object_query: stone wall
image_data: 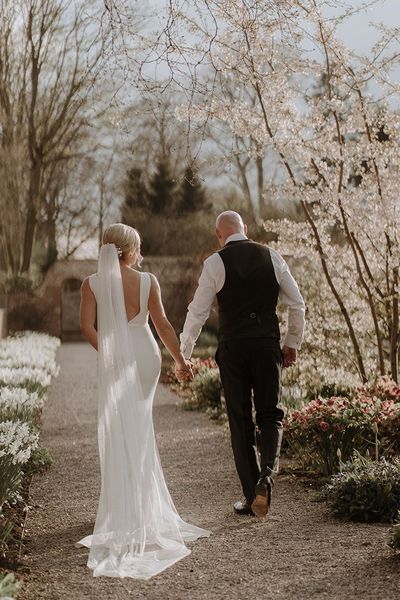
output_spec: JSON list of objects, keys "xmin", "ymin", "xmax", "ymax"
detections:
[{"xmin": 7, "ymin": 257, "xmax": 218, "ymax": 339}]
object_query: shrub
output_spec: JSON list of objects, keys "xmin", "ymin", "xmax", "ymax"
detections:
[
  {"xmin": 187, "ymin": 368, "xmax": 222, "ymax": 412},
  {"xmin": 389, "ymin": 521, "xmax": 400, "ymax": 552},
  {"xmin": 23, "ymin": 446, "xmax": 52, "ymax": 476},
  {"xmin": 0, "ymin": 514, "xmax": 14, "ymax": 558},
  {"xmin": 285, "ymin": 377, "xmax": 400, "ymax": 475},
  {"xmin": 165, "ymin": 357, "xmax": 218, "ymax": 390},
  {"xmin": 325, "ymin": 452, "xmax": 400, "ymax": 522},
  {"xmin": 0, "ymin": 572, "xmax": 22, "ymax": 599}
]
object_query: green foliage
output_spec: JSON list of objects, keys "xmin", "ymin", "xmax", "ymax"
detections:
[
  {"xmin": 0, "ymin": 381, "xmax": 48, "ymax": 399},
  {"xmin": 0, "ymin": 402, "xmax": 42, "ymax": 427},
  {"xmin": 0, "ymin": 462, "xmax": 22, "ymax": 510},
  {"xmin": 0, "ymin": 572, "xmax": 22, "ymax": 598},
  {"xmin": 123, "ymin": 166, "xmax": 148, "ymax": 213},
  {"xmin": 121, "ymin": 153, "xmax": 213, "ymax": 256},
  {"xmin": 0, "ymin": 514, "xmax": 14, "ymax": 556},
  {"xmin": 22, "ymin": 447, "xmax": 52, "ymax": 477},
  {"xmin": 326, "ymin": 453, "xmax": 400, "ymax": 523},
  {"xmin": 389, "ymin": 520, "xmax": 400, "ymax": 551},
  {"xmin": 177, "ymin": 165, "xmax": 208, "ymax": 215},
  {"xmin": 305, "ymin": 383, "xmax": 351, "ymax": 402},
  {"xmin": 147, "ymin": 157, "xmax": 176, "ymax": 214},
  {"xmin": 186, "ymin": 368, "xmax": 222, "ymax": 412},
  {"xmin": 196, "ymin": 329, "xmax": 217, "ymax": 348}
]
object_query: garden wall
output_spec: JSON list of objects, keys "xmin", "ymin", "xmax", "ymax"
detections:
[{"xmin": 7, "ymin": 257, "xmax": 218, "ymax": 339}]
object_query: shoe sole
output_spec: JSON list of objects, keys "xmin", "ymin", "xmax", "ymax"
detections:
[{"xmin": 251, "ymin": 494, "xmax": 269, "ymax": 518}]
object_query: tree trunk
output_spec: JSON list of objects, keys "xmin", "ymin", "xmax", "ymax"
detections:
[
  {"xmin": 20, "ymin": 205, "xmax": 37, "ymax": 273},
  {"xmin": 390, "ymin": 268, "xmax": 399, "ymax": 382}
]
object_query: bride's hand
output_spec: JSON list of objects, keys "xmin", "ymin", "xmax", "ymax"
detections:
[{"xmin": 175, "ymin": 358, "xmax": 194, "ymax": 383}]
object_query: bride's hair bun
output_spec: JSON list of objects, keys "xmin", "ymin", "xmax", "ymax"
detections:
[{"xmin": 102, "ymin": 223, "xmax": 143, "ymax": 266}]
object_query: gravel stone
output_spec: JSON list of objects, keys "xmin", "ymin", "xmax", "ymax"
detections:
[{"xmin": 20, "ymin": 343, "xmax": 400, "ymax": 600}]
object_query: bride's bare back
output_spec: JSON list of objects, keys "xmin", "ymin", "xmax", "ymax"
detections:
[{"xmin": 120, "ymin": 266, "xmax": 142, "ymax": 322}]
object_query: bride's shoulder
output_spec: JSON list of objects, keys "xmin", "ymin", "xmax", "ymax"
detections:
[
  {"xmin": 81, "ymin": 273, "xmax": 97, "ymax": 293},
  {"xmin": 146, "ymin": 272, "xmax": 158, "ymax": 284},
  {"xmin": 146, "ymin": 272, "xmax": 160, "ymax": 291}
]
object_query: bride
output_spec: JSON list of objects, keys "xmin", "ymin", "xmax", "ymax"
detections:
[{"xmin": 78, "ymin": 223, "xmax": 210, "ymax": 579}]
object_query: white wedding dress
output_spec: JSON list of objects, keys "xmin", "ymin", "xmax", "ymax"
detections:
[{"xmin": 77, "ymin": 244, "xmax": 209, "ymax": 579}]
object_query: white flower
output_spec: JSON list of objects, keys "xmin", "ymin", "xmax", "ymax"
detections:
[
  {"xmin": 0, "ymin": 421, "xmax": 38, "ymax": 465},
  {"xmin": 0, "ymin": 387, "xmax": 43, "ymax": 412},
  {"xmin": 0, "ymin": 367, "xmax": 52, "ymax": 388}
]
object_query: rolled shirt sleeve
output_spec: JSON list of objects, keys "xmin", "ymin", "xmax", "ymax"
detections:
[
  {"xmin": 270, "ymin": 248, "xmax": 306, "ymax": 350},
  {"xmin": 180, "ymin": 255, "xmax": 222, "ymax": 359}
]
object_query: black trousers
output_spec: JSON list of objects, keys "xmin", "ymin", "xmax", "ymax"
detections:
[{"xmin": 216, "ymin": 338, "xmax": 284, "ymax": 504}]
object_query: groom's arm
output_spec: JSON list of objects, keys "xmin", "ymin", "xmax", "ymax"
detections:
[
  {"xmin": 180, "ymin": 254, "xmax": 223, "ymax": 360},
  {"xmin": 269, "ymin": 248, "xmax": 306, "ymax": 351}
]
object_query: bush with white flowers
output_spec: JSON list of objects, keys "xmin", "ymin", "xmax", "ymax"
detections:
[{"xmin": 0, "ymin": 331, "xmax": 60, "ymax": 557}]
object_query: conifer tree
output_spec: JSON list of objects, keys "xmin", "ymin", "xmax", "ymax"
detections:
[
  {"xmin": 147, "ymin": 157, "xmax": 176, "ymax": 215},
  {"xmin": 121, "ymin": 167, "xmax": 148, "ymax": 225},
  {"xmin": 177, "ymin": 165, "xmax": 207, "ymax": 215}
]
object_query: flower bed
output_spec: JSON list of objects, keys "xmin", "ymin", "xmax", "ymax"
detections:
[
  {"xmin": 285, "ymin": 376, "xmax": 400, "ymax": 475},
  {"xmin": 0, "ymin": 332, "xmax": 60, "ymax": 595}
]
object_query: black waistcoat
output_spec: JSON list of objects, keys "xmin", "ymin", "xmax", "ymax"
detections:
[{"xmin": 216, "ymin": 239, "xmax": 280, "ymax": 342}]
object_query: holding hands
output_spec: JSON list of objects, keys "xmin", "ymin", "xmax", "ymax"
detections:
[
  {"xmin": 175, "ymin": 357, "xmax": 194, "ymax": 383},
  {"xmin": 282, "ymin": 345, "xmax": 297, "ymax": 368}
]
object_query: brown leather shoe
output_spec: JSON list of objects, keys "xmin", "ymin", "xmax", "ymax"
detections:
[
  {"xmin": 251, "ymin": 480, "xmax": 272, "ymax": 518},
  {"xmin": 233, "ymin": 500, "xmax": 255, "ymax": 516}
]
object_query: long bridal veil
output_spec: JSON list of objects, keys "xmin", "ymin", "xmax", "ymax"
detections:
[{"xmin": 77, "ymin": 244, "xmax": 209, "ymax": 579}]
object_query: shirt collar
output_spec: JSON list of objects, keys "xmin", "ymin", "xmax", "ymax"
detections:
[{"xmin": 224, "ymin": 233, "xmax": 248, "ymax": 245}]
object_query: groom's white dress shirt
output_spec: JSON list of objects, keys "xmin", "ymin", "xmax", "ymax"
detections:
[{"xmin": 180, "ymin": 233, "xmax": 306, "ymax": 360}]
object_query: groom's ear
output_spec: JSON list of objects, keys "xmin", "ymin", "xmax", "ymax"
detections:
[{"xmin": 244, "ymin": 224, "xmax": 248, "ymax": 235}]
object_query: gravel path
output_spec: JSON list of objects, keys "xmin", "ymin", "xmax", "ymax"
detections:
[{"xmin": 20, "ymin": 343, "xmax": 399, "ymax": 600}]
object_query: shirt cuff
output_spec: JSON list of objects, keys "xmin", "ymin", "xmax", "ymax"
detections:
[
  {"xmin": 283, "ymin": 333, "xmax": 302, "ymax": 350},
  {"xmin": 180, "ymin": 338, "xmax": 194, "ymax": 360}
]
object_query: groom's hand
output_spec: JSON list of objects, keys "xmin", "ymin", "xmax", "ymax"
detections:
[
  {"xmin": 282, "ymin": 345, "xmax": 297, "ymax": 368},
  {"xmin": 175, "ymin": 359, "xmax": 194, "ymax": 383}
]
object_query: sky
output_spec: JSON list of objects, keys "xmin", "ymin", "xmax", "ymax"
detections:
[{"xmin": 328, "ymin": 0, "xmax": 400, "ymax": 53}]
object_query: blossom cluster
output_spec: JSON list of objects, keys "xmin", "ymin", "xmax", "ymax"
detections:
[{"xmin": 285, "ymin": 377, "xmax": 400, "ymax": 475}]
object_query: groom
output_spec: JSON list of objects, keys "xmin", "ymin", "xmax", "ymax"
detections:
[{"xmin": 179, "ymin": 211, "xmax": 305, "ymax": 517}]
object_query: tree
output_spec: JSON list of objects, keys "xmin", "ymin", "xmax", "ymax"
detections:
[
  {"xmin": 162, "ymin": 0, "xmax": 400, "ymax": 383},
  {"xmin": 0, "ymin": 0, "xmax": 104, "ymax": 278},
  {"xmin": 146, "ymin": 156, "xmax": 177, "ymax": 215},
  {"xmin": 177, "ymin": 165, "xmax": 207, "ymax": 215},
  {"xmin": 123, "ymin": 167, "xmax": 148, "ymax": 211}
]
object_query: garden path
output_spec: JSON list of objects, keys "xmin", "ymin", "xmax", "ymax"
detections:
[{"xmin": 20, "ymin": 343, "xmax": 399, "ymax": 600}]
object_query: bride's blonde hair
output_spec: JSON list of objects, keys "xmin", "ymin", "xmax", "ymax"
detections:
[{"xmin": 102, "ymin": 223, "xmax": 143, "ymax": 267}]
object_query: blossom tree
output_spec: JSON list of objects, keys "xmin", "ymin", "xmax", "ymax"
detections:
[{"xmin": 159, "ymin": 0, "xmax": 399, "ymax": 385}]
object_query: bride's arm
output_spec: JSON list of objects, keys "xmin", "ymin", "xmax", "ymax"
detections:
[
  {"xmin": 80, "ymin": 278, "xmax": 98, "ymax": 351},
  {"xmin": 148, "ymin": 274, "xmax": 191, "ymax": 375}
]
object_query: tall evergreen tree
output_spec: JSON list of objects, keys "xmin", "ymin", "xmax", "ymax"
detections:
[
  {"xmin": 147, "ymin": 157, "xmax": 176, "ymax": 215},
  {"xmin": 121, "ymin": 166, "xmax": 148, "ymax": 228},
  {"xmin": 177, "ymin": 165, "xmax": 207, "ymax": 215}
]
